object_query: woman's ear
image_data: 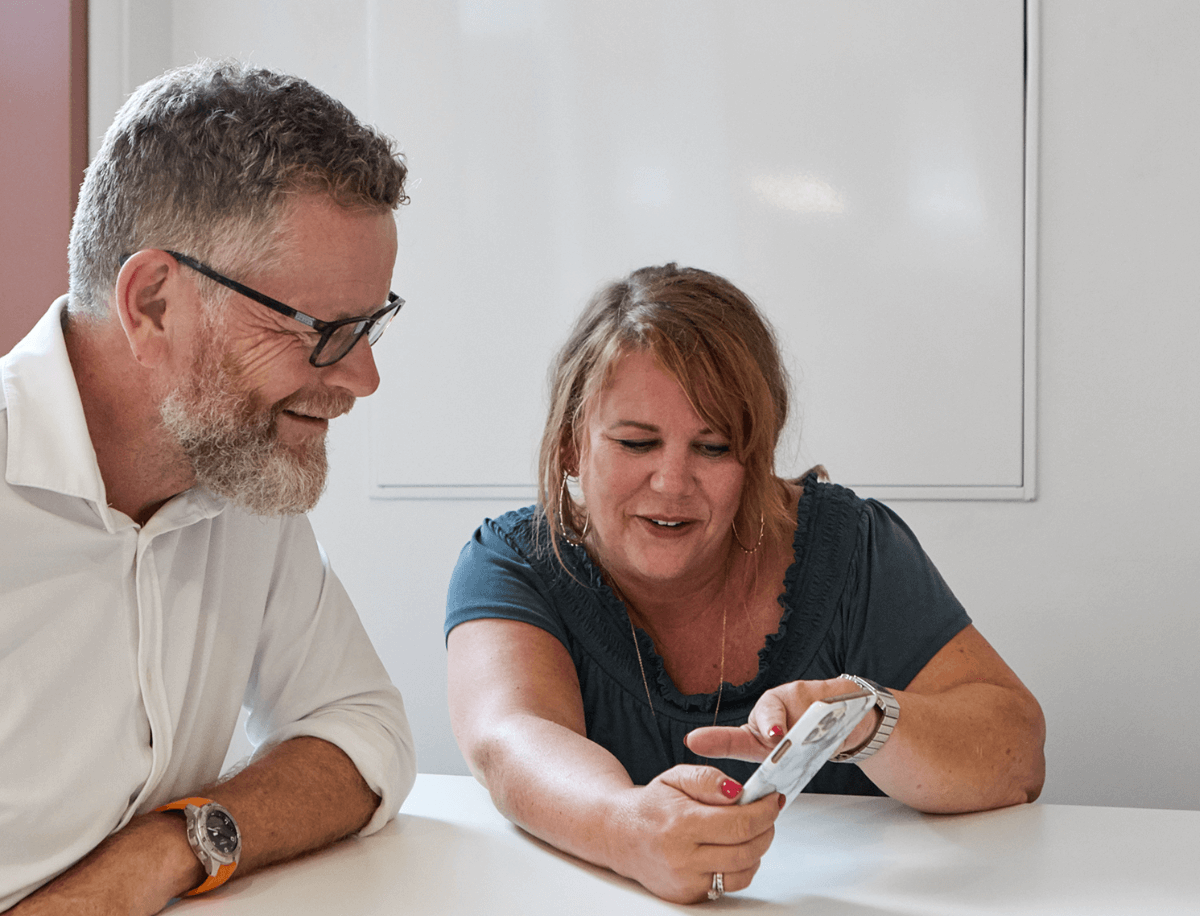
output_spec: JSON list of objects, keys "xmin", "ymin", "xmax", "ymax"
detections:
[
  {"xmin": 114, "ymin": 249, "xmax": 187, "ymax": 368},
  {"xmin": 560, "ymin": 434, "xmax": 579, "ymax": 477}
]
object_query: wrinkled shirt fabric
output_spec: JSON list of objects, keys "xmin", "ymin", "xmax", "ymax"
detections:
[{"xmin": 1, "ymin": 299, "xmax": 415, "ymax": 909}]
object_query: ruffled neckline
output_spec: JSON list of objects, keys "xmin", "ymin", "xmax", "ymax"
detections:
[
  {"xmin": 602, "ymin": 472, "xmax": 824, "ymax": 715},
  {"xmin": 505, "ymin": 470, "xmax": 859, "ymax": 721}
]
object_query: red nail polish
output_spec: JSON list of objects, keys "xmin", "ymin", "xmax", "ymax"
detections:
[
  {"xmin": 720, "ymin": 779, "xmax": 742, "ymax": 799},
  {"xmin": 768, "ymin": 725, "xmax": 784, "ymax": 739},
  {"xmin": 778, "ymin": 794, "xmax": 786, "ymax": 809}
]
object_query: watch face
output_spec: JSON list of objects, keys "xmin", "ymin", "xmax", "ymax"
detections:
[{"xmin": 204, "ymin": 809, "xmax": 239, "ymax": 855}]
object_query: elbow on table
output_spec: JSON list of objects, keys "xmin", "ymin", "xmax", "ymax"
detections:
[
  {"xmin": 1017, "ymin": 693, "xmax": 1048, "ymax": 805},
  {"xmin": 976, "ymin": 703, "xmax": 1048, "ymax": 812},
  {"xmin": 971, "ymin": 683, "xmax": 1047, "ymax": 812},
  {"xmin": 907, "ymin": 700, "xmax": 1047, "ymax": 815}
]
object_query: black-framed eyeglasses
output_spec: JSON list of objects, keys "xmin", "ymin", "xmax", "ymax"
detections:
[{"xmin": 156, "ymin": 251, "xmax": 403, "ymax": 367}]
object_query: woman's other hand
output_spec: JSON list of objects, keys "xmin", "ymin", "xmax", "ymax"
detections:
[
  {"xmin": 686, "ymin": 626, "xmax": 1046, "ymax": 814},
  {"xmin": 684, "ymin": 677, "xmax": 859, "ymax": 762}
]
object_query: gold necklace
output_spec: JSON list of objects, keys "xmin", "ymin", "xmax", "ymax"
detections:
[{"xmin": 613, "ymin": 576, "xmax": 728, "ymax": 727}]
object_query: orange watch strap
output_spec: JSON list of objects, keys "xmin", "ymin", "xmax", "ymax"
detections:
[
  {"xmin": 155, "ymin": 797, "xmax": 239, "ymax": 896},
  {"xmin": 184, "ymin": 860, "xmax": 237, "ymax": 896},
  {"xmin": 156, "ymin": 796, "xmax": 214, "ymax": 812}
]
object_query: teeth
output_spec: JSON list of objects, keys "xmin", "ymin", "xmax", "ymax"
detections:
[{"xmin": 650, "ymin": 519, "xmax": 684, "ymax": 527}]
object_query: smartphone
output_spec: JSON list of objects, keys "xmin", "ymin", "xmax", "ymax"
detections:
[{"xmin": 737, "ymin": 689, "xmax": 875, "ymax": 811}]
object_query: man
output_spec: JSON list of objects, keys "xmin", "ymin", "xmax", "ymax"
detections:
[{"xmin": 0, "ymin": 60, "xmax": 416, "ymax": 913}]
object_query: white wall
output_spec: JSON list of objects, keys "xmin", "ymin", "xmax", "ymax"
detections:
[
  {"xmin": 893, "ymin": 0, "xmax": 1200, "ymax": 809},
  {"xmin": 91, "ymin": 0, "xmax": 1200, "ymax": 809}
]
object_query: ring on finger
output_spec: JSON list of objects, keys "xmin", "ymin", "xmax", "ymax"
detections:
[{"xmin": 708, "ymin": 871, "xmax": 724, "ymax": 901}]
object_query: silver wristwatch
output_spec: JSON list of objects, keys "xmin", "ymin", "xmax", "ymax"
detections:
[
  {"xmin": 155, "ymin": 797, "xmax": 241, "ymax": 896},
  {"xmin": 830, "ymin": 675, "xmax": 899, "ymax": 763}
]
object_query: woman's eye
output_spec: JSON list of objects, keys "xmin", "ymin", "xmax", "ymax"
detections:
[
  {"xmin": 696, "ymin": 443, "xmax": 731, "ymax": 458},
  {"xmin": 616, "ymin": 439, "xmax": 657, "ymax": 453}
]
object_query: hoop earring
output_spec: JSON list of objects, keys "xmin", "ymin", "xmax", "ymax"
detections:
[
  {"xmin": 732, "ymin": 512, "xmax": 764, "ymax": 555},
  {"xmin": 558, "ymin": 470, "xmax": 591, "ymax": 546}
]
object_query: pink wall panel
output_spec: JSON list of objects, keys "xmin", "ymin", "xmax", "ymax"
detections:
[{"xmin": 0, "ymin": 0, "xmax": 87, "ymax": 354}]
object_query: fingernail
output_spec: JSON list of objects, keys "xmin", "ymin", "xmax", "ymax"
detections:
[
  {"xmin": 778, "ymin": 794, "xmax": 786, "ymax": 809},
  {"xmin": 768, "ymin": 725, "xmax": 785, "ymax": 739},
  {"xmin": 720, "ymin": 779, "xmax": 742, "ymax": 799}
]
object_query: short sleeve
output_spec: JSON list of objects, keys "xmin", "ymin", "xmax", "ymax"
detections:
[
  {"xmin": 837, "ymin": 499, "xmax": 972, "ymax": 690},
  {"xmin": 445, "ymin": 512, "xmax": 571, "ymax": 649}
]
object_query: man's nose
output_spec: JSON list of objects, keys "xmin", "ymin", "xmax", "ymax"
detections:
[{"xmin": 322, "ymin": 336, "xmax": 381, "ymax": 397}]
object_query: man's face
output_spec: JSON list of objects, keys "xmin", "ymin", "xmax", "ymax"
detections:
[{"xmin": 161, "ymin": 194, "xmax": 398, "ymax": 515}]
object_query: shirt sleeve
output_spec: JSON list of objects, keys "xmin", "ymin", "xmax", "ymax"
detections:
[
  {"xmin": 243, "ymin": 517, "xmax": 416, "ymax": 835},
  {"xmin": 836, "ymin": 499, "xmax": 972, "ymax": 690},
  {"xmin": 444, "ymin": 514, "xmax": 571, "ymax": 648}
]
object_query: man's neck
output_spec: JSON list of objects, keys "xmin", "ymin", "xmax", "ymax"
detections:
[{"xmin": 64, "ymin": 314, "xmax": 196, "ymax": 525}]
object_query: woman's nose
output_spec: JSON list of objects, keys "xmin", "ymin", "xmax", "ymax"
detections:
[{"xmin": 649, "ymin": 449, "xmax": 694, "ymax": 495}]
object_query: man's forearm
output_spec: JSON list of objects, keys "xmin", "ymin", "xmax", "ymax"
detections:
[
  {"xmin": 203, "ymin": 735, "xmax": 380, "ymax": 875},
  {"xmin": 9, "ymin": 736, "xmax": 378, "ymax": 915}
]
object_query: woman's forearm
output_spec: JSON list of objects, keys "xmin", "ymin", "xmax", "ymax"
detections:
[
  {"xmin": 859, "ymin": 680, "xmax": 1046, "ymax": 813},
  {"xmin": 465, "ymin": 713, "xmax": 641, "ymax": 874}
]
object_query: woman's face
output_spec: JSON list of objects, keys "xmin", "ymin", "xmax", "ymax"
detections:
[{"xmin": 576, "ymin": 349, "xmax": 745, "ymax": 592}]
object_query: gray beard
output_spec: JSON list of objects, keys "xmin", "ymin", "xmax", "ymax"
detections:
[{"xmin": 159, "ymin": 342, "xmax": 345, "ymax": 516}]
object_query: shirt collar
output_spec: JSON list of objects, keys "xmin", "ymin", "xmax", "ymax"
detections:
[{"xmin": 2, "ymin": 297, "xmax": 226, "ymax": 531}]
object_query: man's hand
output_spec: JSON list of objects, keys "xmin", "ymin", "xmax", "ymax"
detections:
[
  {"xmin": 8, "ymin": 737, "xmax": 378, "ymax": 915},
  {"xmin": 7, "ymin": 811, "xmax": 203, "ymax": 915}
]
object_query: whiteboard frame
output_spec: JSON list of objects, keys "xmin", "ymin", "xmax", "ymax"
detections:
[
  {"xmin": 371, "ymin": 0, "xmax": 1040, "ymax": 504},
  {"xmin": 856, "ymin": 0, "xmax": 1039, "ymax": 503}
]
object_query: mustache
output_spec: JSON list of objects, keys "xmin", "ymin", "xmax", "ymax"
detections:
[{"xmin": 274, "ymin": 388, "xmax": 357, "ymax": 421}]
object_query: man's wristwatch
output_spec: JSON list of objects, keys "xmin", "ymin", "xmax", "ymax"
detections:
[
  {"xmin": 155, "ymin": 797, "xmax": 241, "ymax": 896},
  {"xmin": 830, "ymin": 675, "xmax": 900, "ymax": 764}
]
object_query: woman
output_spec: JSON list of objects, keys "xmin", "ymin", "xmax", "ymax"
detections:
[{"xmin": 446, "ymin": 264, "xmax": 1045, "ymax": 904}]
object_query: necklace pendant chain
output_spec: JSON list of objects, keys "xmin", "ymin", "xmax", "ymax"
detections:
[
  {"xmin": 712, "ymin": 602, "xmax": 727, "ymax": 726},
  {"xmin": 616, "ymin": 581, "xmax": 728, "ymax": 729},
  {"xmin": 626, "ymin": 613, "xmax": 658, "ymax": 721}
]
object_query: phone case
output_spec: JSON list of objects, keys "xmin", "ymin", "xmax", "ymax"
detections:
[{"xmin": 737, "ymin": 690, "xmax": 875, "ymax": 811}]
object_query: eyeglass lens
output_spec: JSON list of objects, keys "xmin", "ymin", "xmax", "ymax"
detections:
[{"xmin": 313, "ymin": 303, "xmax": 401, "ymax": 367}]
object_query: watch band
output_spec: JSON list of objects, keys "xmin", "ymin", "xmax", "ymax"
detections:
[
  {"xmin": 155, "ymin": 797, "xmax": 240, "ymax": 896},
  {"xmin": 830, "ymin": 675, "xmax": 900, "ymax": 763},
  {"xmin": 185, "ymin": 861, "xmax": 237, "ymax": 897}
]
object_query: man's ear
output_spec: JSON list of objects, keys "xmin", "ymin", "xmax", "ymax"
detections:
[{"xmin": 114, "ymin": 249, "xmax": 188, "ymax": 368}]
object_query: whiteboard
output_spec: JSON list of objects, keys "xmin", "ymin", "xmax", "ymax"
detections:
[
  {"xmin": 91, "ymin": 0, "xmax": 1037, "ymax": 501},
  {"xmin": 369, "ymin": 0, "xmax": 1035, "ymax": 501}
]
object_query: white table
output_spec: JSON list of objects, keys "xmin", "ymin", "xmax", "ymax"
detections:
[{"xmin": 180, "ymin": 774, "xmax": 1200, "ymax": 914}]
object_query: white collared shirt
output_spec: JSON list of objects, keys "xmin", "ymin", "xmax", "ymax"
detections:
[{"xmin": 0, "ymin": 299, "xmax": 416, "ymax": 909}]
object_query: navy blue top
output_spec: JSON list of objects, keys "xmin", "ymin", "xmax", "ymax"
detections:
[{"xmin": 445, "ymin": 477, "xmax": 970, "ymax": 795}]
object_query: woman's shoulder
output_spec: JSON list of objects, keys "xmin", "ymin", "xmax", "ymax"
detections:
[
  {"xmin": 478, "ymin": 503, "xmax": 539, "ymax": 539},
  {"xmin": 449, "ymin": 505, "xmax": 548, "ymax": 590},
  {"xmin": 466, "ymin": 503, "xmax": 545, "ymax": 559},
  {"xmin": 791, "ymin": 471, "xmax": 870, "ymax": 539},
  {"xmin": 794, "ymin": 474, "xmax": 931, "ymax": 558},
  {"xmin": 467, "ymin": 504, "xmax": 600, "ymax": 588}
]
